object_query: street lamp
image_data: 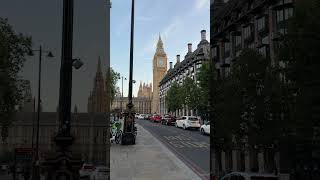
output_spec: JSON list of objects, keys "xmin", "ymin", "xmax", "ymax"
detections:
[
  {"xmin": 28, "ymin": 45, "xmax": 54, "ymax": 180},
  {"xmin": 121, "ymin": 0, "xmax": 136, "ymax": 145},
  {"xmin": 118, "ymin": 75, "xmax": 127, "ymax": 112}
]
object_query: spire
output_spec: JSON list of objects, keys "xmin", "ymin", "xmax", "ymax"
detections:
[
  {"xmin": 74, "ymin": 105, "xmax": 78, "ymax": 113},
  {"xmin": 97, "ymin": 56, "xmax": 102, "ymax": 73},
  {"xmin": 156, "ymin": 33, "xmax": 164, "ymax": 54}
]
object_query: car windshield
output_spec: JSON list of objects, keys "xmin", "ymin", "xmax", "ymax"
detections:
[
  {"xmin": 188, "ymin": 117, "xmax": 198, "ymax": 121},
  {"xmin": 251, "ymin": 177, "xmax": 278, "ymax": 180}
]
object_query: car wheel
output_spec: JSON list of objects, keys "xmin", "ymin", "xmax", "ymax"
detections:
[
  {"xmin": 200, "ymin": 128, "xmax": 205, "ymax": 135},
  {"xmin": 183, "ymin": 124, "xmax": 186, "ymax": 130}
]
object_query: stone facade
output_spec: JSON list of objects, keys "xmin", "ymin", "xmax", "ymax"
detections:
[
  {"xmin": 152, "ymin": 36, "xmax": 167, "ymax": 114},
  {"xmin": 0, "ymin": 112, "xmax": 108, "ymax": 164},
  {"xmin": 159, "ymin": 30, "xmax": 210, "ymax": 116},
  {"xmin": 87, "ymin": 57, "xmax": 108, "ymax": 113},
  {"xmin": 111, "ymin": 96, "xmax": 151, "ymax": 114},
  {"xmin": 211, "ymin": 0, "xmax": 294, "ymax": 178},
  {"xmin": 137, "ymin": 81, "xmax": 152, "ymax": 98}
]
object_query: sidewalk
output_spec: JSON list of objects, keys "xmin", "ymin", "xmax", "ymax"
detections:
[{"xmin": 110, "ymin": 124, "xmax": 202, "ymax": 180}]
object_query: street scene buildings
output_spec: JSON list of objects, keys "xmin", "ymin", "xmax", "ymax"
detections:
[
  {"xmin": 159, "ymin": 30, "xmax": 210, "ymax": 116},
  {"xmin": 210, "ymin": 0, "xmax": 320, "ymax": 179}
]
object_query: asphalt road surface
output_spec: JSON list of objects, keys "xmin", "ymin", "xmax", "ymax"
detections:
[{"xmin": 136, "ymin": 118, "xmax": 210, "ymax": 180}]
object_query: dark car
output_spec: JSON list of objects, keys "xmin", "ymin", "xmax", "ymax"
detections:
[
  {"xmin": 161, "ymin": 115, "xmax": 176, "ymax": 125},
  {"xmin": 151, "ymin": 114, "xmax": 162, "ymax": 123}
]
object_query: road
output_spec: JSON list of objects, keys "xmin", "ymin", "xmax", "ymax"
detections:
[{"xmin": 136, "ymin": 118, "xmax": 210, "ymax": 180}]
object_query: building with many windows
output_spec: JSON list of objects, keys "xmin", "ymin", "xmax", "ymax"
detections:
[
  {"xmin": 210, "ymin": 0, "xmax": 294, "ymax": 178},
  {"xmin": 159, "ymin": 30, "xmax": 210, "ymax": 116}
]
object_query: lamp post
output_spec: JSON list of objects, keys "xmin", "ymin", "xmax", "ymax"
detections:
[
  {"xmin": 28, "ymin": 46, "xmax": 54, "ymax": 180},
  {"xmin": 41, "ymin": 0, "xmax": 83, "ymax": 179},
  {"xmin": 119, "ymin": 75, "xmax": 127, "ymax": 112},
  {"xmin": 121, "ymin": 0, "xmax": 136, "ymax": 145}
]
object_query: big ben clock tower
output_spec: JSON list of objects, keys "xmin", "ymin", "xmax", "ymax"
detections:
[{"xmin": 152, "ymin": 35, "xmax": 167, "ymax": 114}]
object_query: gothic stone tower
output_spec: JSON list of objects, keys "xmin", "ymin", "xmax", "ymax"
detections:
[
  {"xmin": 152, "ymin": 35, "xmax": 167, "ymax": 114},
  {"xmin": 87, "ymin": 57, "xmax": 107, "ymax": 112}
]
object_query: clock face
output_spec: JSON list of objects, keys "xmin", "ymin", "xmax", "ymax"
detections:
[{"xmin": 157, "ymin": 58, "xmax": 164, "ymax": 67}]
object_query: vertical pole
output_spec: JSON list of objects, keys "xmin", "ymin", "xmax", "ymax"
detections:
[
  {"xmin": 31, "ymin": 97, "xmax": 35, "ymax": 159},
  {"xmin": 58, "ymin": 0, "xmax": 74, "ymax": 136},
  {"xmin": 34, "ymin": 45, "xmax": 42, "ymax": 180},
  {"xmin": 128, "ymin": 0, "xmax": 135, "ymax": 104},
  {"xmin": 121, "ymin": 76, "xmax": 123, "ymax": 112}
]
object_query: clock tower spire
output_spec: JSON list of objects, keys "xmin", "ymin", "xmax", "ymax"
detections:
[{"xmin": 152, "ymin": 34, "xmax": 167, "ymax": 114}]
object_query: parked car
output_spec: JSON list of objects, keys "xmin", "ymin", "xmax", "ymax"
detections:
[
  {"xmin": 137, "ymin": 114, "xmax": 145, "ymax": 119},
  {"xmin": 151, "ymin": 114, "xmax": 162, "ymax": 123},
  {"xmin": 146, "ymin": 114, "xmax": 152, "ymax": 120},
  {"xmin": 200, "ymin": 121, "xmax": 210, "ymax": 135},
  {"xmin": 175, "ymin": 116, "xmax": 201, "ymax": 130},
  {"xmin": 79, "ymin": 163, "xmax": 95, "ymax": 178},
  {"xmin": 220, "ymin": 172, "xmax": 279, "ymax": 180},
  {"xmin": 134, "ymin": 113, "xmax": 140, "ymax": 118},
  {"xmin": 161, "ymin": 115, "xmax": 176, "ymax": 125},
  {"xmin": 90, "ymin": 166, "xmax": 108, "ymax": 180}
]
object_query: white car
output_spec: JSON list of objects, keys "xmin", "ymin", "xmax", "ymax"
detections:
[
  {"xmin": 90, "ymin": 166, "xmax": 109, "ymax": 180},
  {"xmin": 175, "ymin": 116, "xmax": 201, "ymax": 130},
  {"xmin": 220, "ymin": 172, "xmax": 279, "ymax": 180},
  {"xmin": 79, "ymin": 163, "xmax": 95, "ymax": 178},
  {"xmin": 200, "ymin": 121, "xmax": 210, "ymax": 135},
  {"xmin": 137, "ymin": 114, "xmax": 145, "ymax": 119}
]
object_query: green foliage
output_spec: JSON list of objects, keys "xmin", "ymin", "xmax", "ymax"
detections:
[
  {"xmin": 0, "ymin": 17, "xmax": 32, "ymax": 143},
  {"xmin": 278, "ymin": 0, "xmax": 320, "ymax": 155},
  {"xmin": 165, "ymin": 82, "xmax": 183, "ymax": 113},
  {"xmin": 108, "ymin": 67, "xmax": 120, "ymax": 105},
  {"xmin": 212, "ymin": 49, "xmax": 289, "ymax": 149}
]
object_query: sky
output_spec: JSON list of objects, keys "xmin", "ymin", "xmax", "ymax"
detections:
[
  {"xmin": 0, "ymin": 0, "xmax": 209, "ymax": 112},
  {"xmin": 111, "ymin": 0, "xmax": 210, "ymax": 98},
  {"xmin": 0, "ymin": 0, "xmax": 108, "ymax": 112}
]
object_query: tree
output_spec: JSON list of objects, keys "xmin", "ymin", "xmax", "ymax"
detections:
[
  {"xmin": 278, "ymin": 0, "xmax": 320, "ymax": 169},
  {"xmin": 107, "ymin": 67, "xmax": 120, "ymax": 106},
  {"xmin": 180, "ymin": 77, "xmax": 201, "ymax": 115},
  {"xmin": 0, "ymin": 17, "xmax": 32, "ymax": 143},
  {"xmin": 196, "ymin": 63, "xmax": 212, "ymax": 118},
  {"xmin": 165, "ymin": 82, "xmax": 183, "ymax": 114}
]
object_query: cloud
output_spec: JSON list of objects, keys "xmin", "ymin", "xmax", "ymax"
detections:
[
  {"xmin": 195, "ymin": 0, "xmax": 210, "ymax": 12},
  {"xmin": 138, "ymin": 16, "xmax": 181, "ymax": 57}
]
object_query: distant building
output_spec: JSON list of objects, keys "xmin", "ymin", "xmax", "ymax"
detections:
[
  {"xmin": 0, "ymin": 112, "xmax": 108, "ymax": 163},
  {"xmin": 159, "ymin": 30, "xmax": 210, "ymax": 116},
  {"xmin": 87, "ymin": 57, "xmax": 108, "ymax": 113},
  {"xmin": 152, "ymin": 35, "xmax": 168, "ymax": 114},
  {"xmin": 137, "ymin": 81, "xmax": 152, "ymax": 99}
]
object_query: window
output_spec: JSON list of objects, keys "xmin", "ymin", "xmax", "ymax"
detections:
[
  {"xmin": 225, "ymin": 42, "xmax": 231, "ymax": 57},
  {"xmin": 257, "ymin": 16, "xmax": 266, "ymax": 32},
  {"xmin": 243, "ymin": 25, "xmax": 252, "ymax": 40},
  {"xmin": 276, "ymin": 8, "xmax": 293, "ymax": 23}
]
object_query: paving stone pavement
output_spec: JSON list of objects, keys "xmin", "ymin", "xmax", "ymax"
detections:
[{"xmin": 110, "ymin": 124, "xmax": 202, "ymax": 180}]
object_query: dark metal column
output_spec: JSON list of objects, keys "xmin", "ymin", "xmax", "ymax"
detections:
[
  {"xmin": 122, "ymin": 0, "xmax": 136, "ymax": 145},
  {"xmin": 58, "ymin": 0, "xmax": 74, "ymax": 136},
  {"xmin": 41, "ymin": 1, "xmax": 82, "ymax": 179}
]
